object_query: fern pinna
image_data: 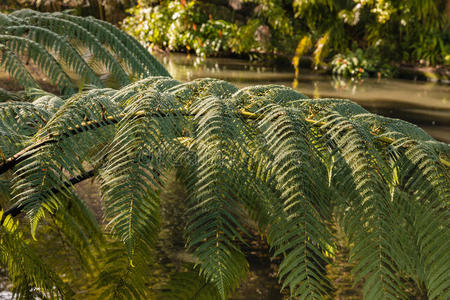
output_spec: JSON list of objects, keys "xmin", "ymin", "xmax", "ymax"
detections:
[{"xmin": 0, "ymin": 10, "xmax": 449, "ymax": 300}]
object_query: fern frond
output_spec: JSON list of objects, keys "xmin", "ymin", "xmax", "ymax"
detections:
[
  {"xmin": 88, "ymin": 17, "xmax": 171, "ymax": 77},
  {"xmin": 231, "ymin": 84, "xmax": 308, "ymax": 112},
  {"xmin": 32, "ymin": 92, "xmax": 64, "ymax": 113},
  {"xmin": 395, "ymin": 140, "xmax": 449, "ymax": 299},
  {"xmin": 25, "ymin": 15, "xmax": 131, "ymax": 86},
  {"xmin": 3, "ymin": 25, "xmax": 104, "ymax": 88},
  {"xmin": 0, "ymin": 35, "xmax": 76, "ymax": 95},
  {"xmin": 10, "ymin": 90, "xmax": 119, "ymax": 234},
  {"xmin": 91, "ymin": 239, "xmax": 151, "ymax": 300},
  {"xmin": 0, "ymin": 87, "xmax": 23, "ymax": 102},
  {"xmin": 0, "ymin": 102, "xmax": 49, "ymax": 156},
  {"xmin": 186, "ymin": 95, "xmax": 249, "ymax": 299},
  {"xmin": 257, "ymin": 103, "xmax": 332, "ymax": 298},
  {"xmin": 53, "ymin": 13, "xmax": 149, "ymax": 78},
  {"xmin": 110, "ymin": 76, "xmax": 180, "ymax": 104},
  {"xmin": 0, "ymin": 13, "xmax": 22, "ymax": 27},
  {"xmin": 316, "ymin": 101, "xmax": 406, "ymax": 299},
  {"xmin": 0, "ymin": 43, "xmax": 40, "ymax": 91},
  {"xmin": 0, "ymin": 10, "xmax": 170, "ymax": 96},
  {"xmin": 168, "ymin": 78, "xmax": 238, "ymax": 106},
  {"xmin": 100, "ymin": 89, "xmax": 182, "ymax": 260}
]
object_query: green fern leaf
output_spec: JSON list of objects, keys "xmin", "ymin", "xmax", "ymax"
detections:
[{"xmin": 0, "ymin": 43, "xmax": 40, "ymax": 91}]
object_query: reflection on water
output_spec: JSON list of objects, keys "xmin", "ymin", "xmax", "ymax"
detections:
[{"xmin": 157, "ymin": 53, "xmax": 450, "ymax": 143}]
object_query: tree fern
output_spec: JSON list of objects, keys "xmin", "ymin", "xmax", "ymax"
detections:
[
  {"xmin": 0, "ymin": 39, "xmax": 449, "ymax": 300},
  {"xmin": 0, "ymin": 9, "xmax": 168, "ymax": 94}
]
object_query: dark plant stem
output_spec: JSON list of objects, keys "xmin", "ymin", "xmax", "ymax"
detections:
[
  {"xmin": 1, "ymin": 110, "xmax": 447, "ymax": 184},
  {"xmin": 1, "ymin": 169, "xmax": 95, "ymax": 224},
  {"xmin": 0, "ymin": 115, "xmax": 123, "ymax": 176}
]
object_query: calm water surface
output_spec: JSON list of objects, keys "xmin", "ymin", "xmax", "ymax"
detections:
[{"xmin": 157, "ymin": 53, "xmax": 450, "ymax": 143}]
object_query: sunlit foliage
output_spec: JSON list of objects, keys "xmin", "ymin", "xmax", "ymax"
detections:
[
  {"xmin": 0, "ymin": 8, "xmax": 449, "ymax": 300},
  {"xmin": 123, "ymin": 0, "xmax": 449, "ymax": 68},
  {"xmin": 1, "ymin": 75, "xmax": 449, "ymax": 298}
]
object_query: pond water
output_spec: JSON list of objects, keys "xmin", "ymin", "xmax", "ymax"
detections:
[{"xmin": 157, "ymin": 53, "xmax": 450, "ymax": 143}]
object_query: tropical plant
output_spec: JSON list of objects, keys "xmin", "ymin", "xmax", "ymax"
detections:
[
  {"xmin": 1, "ymin": 8, "xmax": 450, "ymax": 300},
  {"xmin": 0, "ymin": 9, "xmax": 169, "ymax": 95},
  {"xmin": 122, "ymin": 0, "xmax": 297, "ymax": 59},
  {"xmin": 331, "ymin": 48, "xmax": 394, "ymax": 79},
  {"xmin": 122, "ymin": 0, "xmax": 241, "ymax": 58},
  {"xmin": 1, "ymin": 73, "xmax": 449, "ymax": 298},
  {"xmin": 123, "ymin": 0, "xmax": 449, "ymax": 74}
]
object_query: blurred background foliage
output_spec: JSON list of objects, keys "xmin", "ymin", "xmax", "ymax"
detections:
[
  {"xmin": 0, "ymin": 0, "xmax": 137, "ymax": 23},
  {"xmin": 2, "ymin": 0, "xmax": 449, "ymax": 78},
  {"xmin": 121, "ymin": 0, "xmax": 450, "ymax": 76}
]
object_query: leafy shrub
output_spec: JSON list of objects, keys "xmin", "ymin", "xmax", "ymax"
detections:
[
  {"xmin": 123, "ymin": 0, "xmax": 239, "ymax": 58},
  {"xmin": 0, "ymin": 0, "xmax": 137, "ymax": 23},
  {"xmin": 124, "ymin": 0, "xmax": 449, "ymax": 70},
  {"xmin": 331, "ymin": 48, "xmax": 394, "ymax": 79},
  {"xmin": 122, "ymin": 0, "xmax": 294, "ymax": 59}
]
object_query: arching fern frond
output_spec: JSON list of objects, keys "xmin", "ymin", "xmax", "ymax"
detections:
[
  {"xmin": 0, "ymin": 43, "xmax": 39, "ymax": 91},
  {"xmin": 317, "ymin": 102, "xmax": 406, "ymax": 299},
  {"xmin": 0, "ymin": 102, "xmax": 50, "ymax": 156},
  {"xmin": 0, "ymin": 35, "xmax": 76, "ymax": 95},
  {"xmin": 3, "ymin": 25, "xmax": 104, "ymax": 89},
  {"xmin": 257, "ymin": 103, "xmax": 332, "ymax": 298},
  {"xmin": 89, "ymin": 17, "xmax": 171, "ymax": 77},
  {"xmin": 1, "ymin": 76, "xmax": 448, "ymax": 300},
  {"xmin": 10, "ymin": 90, "xmax": 119, "ymax": 235},
  {"xmin": 394, "ymin": 139, "xmax": 449, "ymax": 299},
  {"xmin": 0, "ymin": 10, "xmax": 168, "ymax": 96},
  {"xmin": 185, "ymin": 95, "xmax": 249, "ymax": 298},
  {"xmin": 100, "ymin": 88, "xmax": 182, "ymax": 260},
  {"xmin": 26, "ymin": 15, "xmax": 130, "ymax": 87},
  {"xmin": 54, "ymin": 13, "xmax": 149, "ymax": 78}
]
